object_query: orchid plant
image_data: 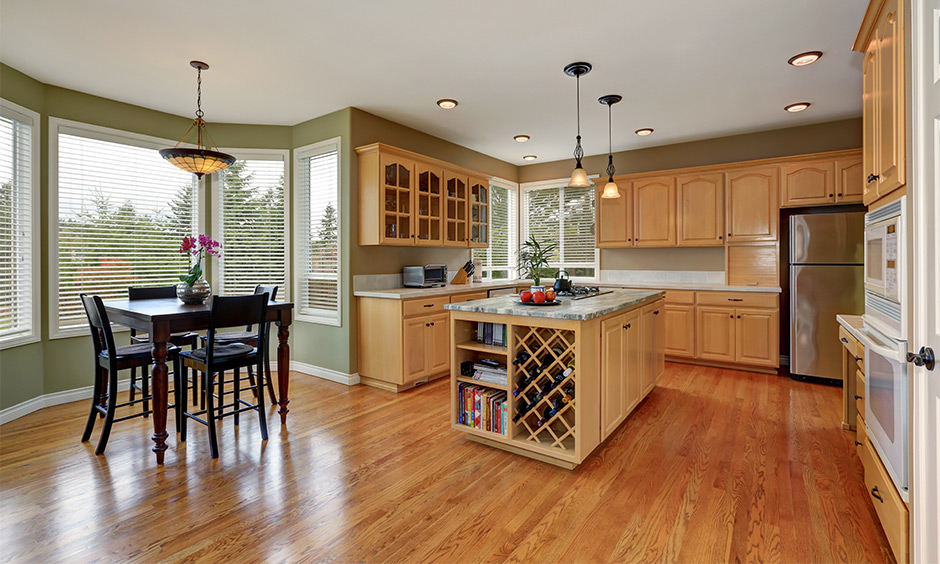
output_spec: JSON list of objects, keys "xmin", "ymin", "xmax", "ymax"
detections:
[{"xmin": 178, "ymin": 234, "xmax": 221, "ymax": 286}]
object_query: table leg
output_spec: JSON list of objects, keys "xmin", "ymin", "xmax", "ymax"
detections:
[
  {"xmin": 277, "ymin": 324, "xmax": 290, "ymax": 425},
  {"xmin": 150, "ymin": 340, "xmax": 169, "ymax": 464}
]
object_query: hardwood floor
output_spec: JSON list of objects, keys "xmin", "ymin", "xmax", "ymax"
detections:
[{"xmin": 0, "ymin": 363, "xmax": 894, "ymax": 563}]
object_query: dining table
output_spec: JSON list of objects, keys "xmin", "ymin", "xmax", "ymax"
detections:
[{"xmin": 103, "ymin": 297, "xmax": 294, "ymax": 464}]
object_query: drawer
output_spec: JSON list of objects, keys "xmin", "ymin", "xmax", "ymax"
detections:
[
  {"xmin": 665, "ymin": 290, "xmax": 695, "ymax": 305},
  {"xmin": 861, "ymin": 441, "xmax": 909, "ymax": 563},
  {"xmin": 855, "ymin": 413, "xmax": 867, "ymax": 454},
  {"xmin": 695, "ymin": 291, "xmax": 778, "ymax": 308},
  {"xmin": 450, "ymin": 291, "xmax": 489, "ymax": 304},
  {"xmin": 839, "ymin": 326, "xmax": 858, "ymax": 353},
  {"xmin": 856, "ymin": 369, "xmax": 866, "ymax": 419},
  {"xmin": 402, "ymin": 296, "xmax": 450, "ymax": 318},
  {"xmin": 855, "ymin": 340, "xmax": 865, "ymax": 370}
]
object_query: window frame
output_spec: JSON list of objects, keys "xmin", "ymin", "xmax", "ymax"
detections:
[
  {"xmin": 0, "ymin": 98, "xmax": 41, "ymax": 349},
  {"xmin": 47, "ymin": 117, "xmax": 206, "ymax": 339},
  {"xmin": 210, "ymin": 148, "xmax": 291, "ymax": 300},
  {"xmin": 520, "ymin": 176, "xmax": 600, "ymax": 283},
  {"xmin": 293, "ymin": 137, "xmax": 342, "ymax": 326},
  {"xmin": 473, "ymin": 176, "xmax": 520, "ymax": 281}
]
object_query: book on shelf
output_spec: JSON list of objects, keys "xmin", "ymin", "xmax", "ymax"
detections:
[
  {"xmin": 457, "ymin": 383, "xmax": 508, "ymax": 435},
  {"xmin": 474, "ymin": 322, "xmax": 507, "ymax": 347}
]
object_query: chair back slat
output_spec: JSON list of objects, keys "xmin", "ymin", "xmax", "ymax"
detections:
[
  {"xmin": 128, "ymin": 285, "xmax": 176, "ymax": 300},
  {"xmin": 245, "ymin": 285, "xmax": 278, "ymax": 331},
  {"xmin": 80, "ymin": 294, "xmax": 117, "ymax": 359},
  {"xmin": 206, "ymin": 293, "xmax": 268, "ymax": 367}
]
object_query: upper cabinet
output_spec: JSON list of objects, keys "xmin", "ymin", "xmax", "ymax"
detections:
[
  {"xmin": 677, "ymin": 172, "xmax": 724, "ymax": 246},
  {"xmin": 780, "ymin": 153, "xmax": 864, "ymax": 207},
  {"xmin": 634, "ymin": 176, "xmax": 676, "ymax": 247},
  {"xmin": 726, "ymin": 166, "xmax": 778, "ymax": 242},
  {"xmin": 596, "ymin": 182, "xmax": 633, "ymax": 247},
  {"xmin": 855, "ymin": 0, "xmax": 906, "ymax": 205},
  {"xmin": 357, "ymin": 143, "xmax": 490, "ymax": 248}
]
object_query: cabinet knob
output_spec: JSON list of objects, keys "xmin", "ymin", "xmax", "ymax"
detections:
[
  {"xmin": 425, "ymin": 323, "xmax": 430, "ymax": 327},
  {"xmin": 855, "ymin": 394, "xmax": 863, "ymax": 400},
  {"xmin": 828, "ymin": 194, "xmax": 833, "ymax": 198},
  {"xmin": 737, "ymin": 315, "xmax": 741, "ymax": 319},
  {"xmin": 871, "ymin": 486, "xmax": 884, "ymax": 503},
  {"xmin": 838, "ymin": 193, "xmax": 843, "ymax": 197},
  {"xmin": 867, "ymin": 174, "xmax": 880, "ymax": 184},
  {"xmin": 653, "ymin": 310, "xmax": 660, "ymax": 315},
  {"xmin": 430, "ymin": 322, "xmax": 435, "ymax": 326},
  {"xmin": 727, "ymin": 233, "xmax": 731, "ymax": 237},
  {"xmin": 855, "ymin": 356, "xmax": 863, "ymax": 362},
  {"xmin": 623, "ymin": 323, "xmax": 631, "ymax": 330},
  {"xmin": 729, "ymin": 315, "xmax": 734, "ymax": 319},
  {"xmin": 855, "ymin": 440, "xmax": 863, "ymax": 447},
  {"xmin": 718, "ymin": 235, "xmax": 722, "ymax": 240},
  {"xmin": 841, "ymin": 337, "xmax": 848, "ymax": 343},
  {"xmin": 628, "ymin": 238, "xmax": 632, "ymax": 242}
]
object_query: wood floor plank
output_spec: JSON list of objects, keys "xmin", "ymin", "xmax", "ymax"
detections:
[{"xmin": 0, "ymin": 364, "xmax": 897, "ymax": 563}]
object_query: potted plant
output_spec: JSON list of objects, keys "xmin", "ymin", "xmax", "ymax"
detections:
[{"xmin": 517, "ymin": 235, "xmax": 557, "ymax": 294}]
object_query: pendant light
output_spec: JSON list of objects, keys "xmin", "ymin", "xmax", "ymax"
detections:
[
  {"xmin": 598, "ymin": 94, "xmax": 622, "ymax": 199},
  {"xmin": 160, "ymin": 61, "xmax": 235, "ymax": 178},
  {"xmin": 564, "ymin": 62, "xmax": 593, "ymax": 189}
]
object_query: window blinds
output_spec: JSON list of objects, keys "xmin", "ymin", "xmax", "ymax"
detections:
[
  {"xmin": 296, "ymin": 143, "xmax": 340, "ymax": 325},
  {"xmin": 55, "ymin": 131, "xmax": 198, "ymax": 334},
  {"xmin": 523, "ymin": 183, "xmax": 597, "ymax": 278},
  {"xmin": 0, "ymin": 112, "xmax": 34, "ymax": 345},
  {"xmin": 472, "ymin": 184, "xmax": 517, "ymax": 279},
  {"xmin": 216, "ymin": 158, "xmax": 287, "ymax": 297}
]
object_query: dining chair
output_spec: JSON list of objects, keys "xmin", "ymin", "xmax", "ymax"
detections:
[
  {"xmin": 199, "ymin": 284, "xmax": 278, "ymax": 406},
  {"xmin": 127, "ymin": 285, "xmax": 200, "ymax": 412},
  {"xmin": 80, "ymin": 293, "xmax": 183, "ymax": 455},
  {"xmin": 179, "ymin": 293, "xmax": 270, "ymax": 459}
]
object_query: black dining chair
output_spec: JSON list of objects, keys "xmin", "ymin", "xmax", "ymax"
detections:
[
  {"xmin": 80, "ymin": 293, "xmax": 183, "ymax": 455},
  {"xmin": 128, "ymin": 285, "xmax": 200, "ymax": 411},
  {"xmin": 199, "ymin": 284, "xmax": 278, "ymax": 406},
  {"xmin": 179, "ymin": 293, "xmax": 270, "ymax": 459}
]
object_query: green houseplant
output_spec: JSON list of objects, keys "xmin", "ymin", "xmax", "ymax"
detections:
[{"xmin": 517, "ymin": 235, "xmax": 557, "ymax": 289}]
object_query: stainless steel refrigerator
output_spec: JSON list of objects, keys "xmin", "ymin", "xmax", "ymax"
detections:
[{"xmin": 790, "ymin": 212, "xmax": 865, "ymax": 381}]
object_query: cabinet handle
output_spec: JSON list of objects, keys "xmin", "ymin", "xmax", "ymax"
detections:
[
  {"xmin": 718, "ymin": 235, "xmax": 722, "ymax": 240},
  {"xmin": 653, "ymin": 310, "xmax": 660, "ymax": 315},
  {"xmin": 728, "ymin": 232, "xmax": 732, "ymax": 237},
  {"xmin": 855, "ymin": 356, "xmax": 862, "ymax": 362},
  {"xmin": 623, "ymin": 323, "xmax": 631, "ymax": 330},
  {"xmin": 867, "ymin": 174, "xmax": 880, "ymax": 184},
  {"xmin": 829, "ymin": 194, "xmax": 833, "ymax": 198},
  {"xmin": 841, "ymin": 337, "xmax": 848, "ymax": 343},
  {"xmin": 729, "ymin": 315, "xmax": 734, "ymax": 319},
  {"xmin": 855, "ymin": 394, "xmax": 863, "ymax": 400},
  {"xmin": 838, "ymin": 193, "xmax": 843, "ymax": 197},
  {"xmin": 425, "ymin": 323, "xmax": 430, "ymax": 327},
  {"xmin": 728, "ymin": 298, "xmax": 743, "ymax": 302},
  {"xmin": 424, "ymin": 304, "xmax": 434, "ymax": 308},
  {"xmin": 430, "ymin": 322, "xmax": 435, "ymax": 326},
  {"xmin": 871, "ymin": 486, "xmax": 884, "ymax": 503},
  {"xmin": 855, "ymin": 440, "xmax": 863, "ymax": 446},
  {"xmin": 628, "ymin": 238, "xmax": 632, "ymax": 242},
  {"xmin": 737, "ymin": 315, "xmax": 741, "ymax": 319}
]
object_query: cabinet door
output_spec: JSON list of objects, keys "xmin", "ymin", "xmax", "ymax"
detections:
[
  {"xmin": 415, "ymin": 163, "xmax": 443, "ymax": 246},
  {"xmin": 641, "ymin": 304, "xmax": 664, "ymax": 395},
  {"xmin": 443, "ymin": 171, "xmax": 469, "ymax": 247},
  {"xmin": 634, "ymin": 176, "xmax": 676, "ymax": 247},
  {"xmin": 623, "ymin": 309, "xmax": 642, "ymax": 412},
  {"xmin": 696, "ymin": 306, "xmax": 736, "ymax": 362},
  {"xmin": 726, "ymin": 167, "xmax": 778, "ymax": 242},
  {"xmin": 835, "ymin": 155, "xmax": 865, "ymax": 204},
  {"xmin": 677, "ymin": 173, "xmax": 724, "ymax": 246},
  {"xmin": 601, "ymin": 314, "xmax": 627, "ymax": 439},
  {"xmin": 402, "ymin": 317, "xmax": 429, "ymax": 382},
  {"xmin": 734, "ymin": 308, "xmax": 778, "ymax": 367},
  {"xmin": 597, "ymin": 181, "xmax": 633, "ymax": 247},
  {"xmin": 664, "ymin": 304, "xmax": 695, "ymax": 358},
  {"xmin": 863, "ymin": 44, "xmax": 879, "ymax": 205},
  {"xmin": 468, "ymin": 177, "xmax": 489, "ymax": 248},
  {"xmin": 380, "ymin": 154, "xmax": 415, "ymax": 245},
  {"xmin": 875, "ymin": 0, "xmax": 905, "ymax": 198},
  {"xmin": 780, "ymin": 160, "xmax": 835, "ymax": 207},
  {"xmin": 652, "ymin": 304, "xmax": 665, "ymax": 384},
  {"xmin": 426, "ymin": 313, "xmax": 450, "ymax": 376}
]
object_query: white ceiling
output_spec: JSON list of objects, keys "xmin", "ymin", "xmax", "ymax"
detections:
[{"xmin": 0, "ymin": 0, "xmax": 868, "ymax": 165}]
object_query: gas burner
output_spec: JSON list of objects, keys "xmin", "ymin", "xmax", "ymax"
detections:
[{"xmin": 557, "ymin": 285, "xmax": 601, "ymax": 297}]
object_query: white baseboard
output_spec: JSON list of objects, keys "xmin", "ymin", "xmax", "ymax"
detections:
[
  {"xmin": 0, "ymin": 380, "xmax": 132, "ymax": 426},
  {"xmin": 290, "ymin": 360, "xmax": 360, "ymax": 386}
]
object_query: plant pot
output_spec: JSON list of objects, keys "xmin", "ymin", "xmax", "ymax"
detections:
[
  {"xmin": 530, "ymin": 285, "xmax": 546, "ymax": 294},
  {"xmin": 177, "ymin": 279, "xmax": 211, "ymax": 304}
]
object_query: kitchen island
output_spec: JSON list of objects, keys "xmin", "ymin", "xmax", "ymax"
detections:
[{"xmin": 445, "ymin": 289, "xmax": 665, "ymax": 468}]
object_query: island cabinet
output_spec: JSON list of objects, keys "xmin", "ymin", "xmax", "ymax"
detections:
[
  {"xmin": 356, "ymin": 143, "xmax": 490, "ymax": 248},
  {"xmin": 446, "ymin": 290, "xmax": 664, "ymax": 468}
]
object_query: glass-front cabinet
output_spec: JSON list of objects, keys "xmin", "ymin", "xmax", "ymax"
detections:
[
  {"xmin": 469, "ymin": 177, "xmax": 489, "ymax": 248},
  {"xmin": 415, "ymin": 163, "xmax": 443, "ymax": 246},
  {"xmin": 444, "ymin": 169, "xmax": 469, "ymax": 247},
  {"xmin": 380, "ymin": 153, "xmax": 414, "ymax": 245}
]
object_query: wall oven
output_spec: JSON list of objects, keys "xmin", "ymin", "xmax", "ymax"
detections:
[{"xmin": 863, "ymin": 196, "xmax": 906, "ymax": 340}]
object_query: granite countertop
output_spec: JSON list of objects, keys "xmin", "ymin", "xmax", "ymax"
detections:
[
  {"xmin": 444, "ymin": 289, "xmax": 664, "ymax": 321},
  {"xmin": 353, "ymin": 280, "xmax": 525, "ymax": 299}
]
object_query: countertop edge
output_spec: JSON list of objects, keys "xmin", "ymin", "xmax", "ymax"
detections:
[
  {"xmin": 355, "ymin": 281, "xmax": 781, "ymax": 300},
  {"xmin": 836, "ymin": 314, "xmax": 866, "ymax": 343},
  {"xmin": 445, "ymin": 290, "xmax": 665, "ymax": 321}
]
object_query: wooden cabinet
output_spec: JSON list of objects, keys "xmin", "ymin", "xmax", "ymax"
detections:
[
  {"xmin": 601, "ymin": 308, "xmax": 643, "ymax": 440},
  {"xmin": 664, "ymin": 304, "xmax": 695, "ymax": 358},
  {"xmin": 734, "ymin": 308, "xmax": 778, "ymax": 367},
  {"xmin": 356, "ymin": 143, "xmax": 490, "ymax": 248},
  {"xmin": 634, "ymin": 176, "xmax": 676, "ymax": 247},
  {"xmin": 726, "ymin": 167, "xmax": 778, "ymax": 242},
  {"xmin": 780, "ymin": 160, "xmax": 835, "ymax": 207},
  {"xmin": 427, "ymin": 312, "xmax": 450, "ymax": 375},
  {"xmin": 726, "ymin": 243, "xmax": 779, "ymax": 288},
  {"xmin": 402, "ymin": 311, "xmax": 450, "ymax": 384},
  {"xmin": 836, "ymin": 155, "xmax": 864, "ymax": 203},
  {"xmin": 596, "ymin": 182, "xmax": 633, "ymax": 247},
  {"xmin": 861, "ymin": 440, "xmax": 909, "ymax": 563},
  {"xmin": 696, "ymin": 307, "xmax": 736, "ymax": 363},
  {"xmin": 856, "ymin": 0, "xmax": 906, "ymax": 204},
  {"xmin": 676, "ymin": 173, "xmax": 724, "ymax": 246},
  {"xmin": 641, "ymin": 302, "xmax": 665, "ymax": 395}
]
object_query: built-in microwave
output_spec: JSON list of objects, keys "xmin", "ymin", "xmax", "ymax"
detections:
[{"xmin": 863, "ymin": 196, "xmax": 906, "ymax": 340}]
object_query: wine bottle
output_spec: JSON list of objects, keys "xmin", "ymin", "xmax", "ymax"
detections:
[
  {"xmin": 513, "ymin": 365, "xmax": 542, "ymax": 397},
  {"xmin": 536, "ymin": 396, "xmax": 566, "ymax": 427},
  {"xmin": 561, "ymin": 386, "xmax": 575, "ymax": 404},
  {"xmin": 512, "ymin": 351, "xmax": 531, "ymax": 366},
  {"xmin": 512, "ymin": 397, "xmax": 538, "ymax": 422}
]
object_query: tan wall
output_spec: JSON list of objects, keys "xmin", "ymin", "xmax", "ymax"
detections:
[{"xmin": 600, "ymin": 247, "xmax": 726, "ymax": 272}]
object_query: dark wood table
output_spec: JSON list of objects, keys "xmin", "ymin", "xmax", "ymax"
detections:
[{"xmin": 103, "ymin": 297, "xmax": 294, "ymax": 464}]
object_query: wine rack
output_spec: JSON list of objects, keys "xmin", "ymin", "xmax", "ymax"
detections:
[{"xmin": 511, "ymin": 325, "xmax": 577, "ymax": 452}]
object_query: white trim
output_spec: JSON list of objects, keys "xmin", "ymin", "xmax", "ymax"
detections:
[
  {"xmin": 47, "ymin": 117, "xmax": 204, "ymax": 339},
  {"xmin": 475, "ymin": 176, "xmax": 520, "ymax": 280},
  {"xmin": 210, "ymin": 148, "xmax": 291, "ymax": 300},
  {"xmin": 0, "ymin": 99, "xmax": 41, "ymax": 349},
  {"xmin": 290, "ymin": 360, "xmax": 360, "ymax": 386},
  {"xmin": 293, "ymin": 137, "xmax": 343, "ymax": 326},
  {"xmin": 0, "ymin": 379, "xmax": 133, "ymax": 425}
]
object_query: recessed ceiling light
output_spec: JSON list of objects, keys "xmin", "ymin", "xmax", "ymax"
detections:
[
  {"xmin": 514, "ymin": 135, "xmax": 530, "ymax": 142},
  {"xmin": 436, "ymin": 99, "xmax": 458, "ymax": 109},
  {"xmin": 635, "ymin": 128, "xmax": 654, "ymax": 136},
  {"xmin": 788, "ymin": 51, "xmax": 823, "ymax": 66},
  {"xmin": 522, "ymin": 155, "xmax": 537, "ymax": 161},
  {"xmin": 785, "ymin": 102, "xmax": 811, "ymax": 113}
]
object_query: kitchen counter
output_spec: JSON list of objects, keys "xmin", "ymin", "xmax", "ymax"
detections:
[
  {"xmin": 354, "ymin": 280, "xmax": 779, "ymax": 299},
  {"xmin": 598, "ymin": 282, "xmax": 781, "ymax": 293},
  {"xmin": 444, "ymin": 289, "xmax": 664, "ymax": 321},
  {"xmin": 836, "ymin": 314, "xmax": 866, "ymax": 343}
]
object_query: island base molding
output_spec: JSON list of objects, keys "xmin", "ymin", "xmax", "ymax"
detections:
[
  {"xmin": 359, "ymin": 372, "xmax": 447, "ymax": 393},
  {"xmin": 664, "ymin": 357, "xmax": 779, "ymax": 375},
  {"xmin": 467, "ymin": 434, "xmax": 578, "ymax": 470}
]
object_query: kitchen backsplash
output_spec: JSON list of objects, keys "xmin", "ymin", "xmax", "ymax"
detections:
[{"xmin": 599, "ymin": 269, "xmax": 725, "ymax": 285}]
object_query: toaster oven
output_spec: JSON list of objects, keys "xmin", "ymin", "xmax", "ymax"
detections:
[{"xmin": 403, "ymin": 265, "xmax": 447, "ymax": 288}]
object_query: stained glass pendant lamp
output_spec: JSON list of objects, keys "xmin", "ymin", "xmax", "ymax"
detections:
[
  {"xmin": 564, "ymin": 62, "xmax": 594, "ymax": 189},
  {"xmin": 598, "ymin": 94, "xmax": 622, "ymax": 199},
  {"xmin": 160, "ymin": 61, "xmax": 235, "ymax": 178}
]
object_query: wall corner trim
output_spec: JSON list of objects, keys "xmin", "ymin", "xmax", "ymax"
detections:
[{"xmin": 291, "ymin": 361, "xmax": 360, "ymax": 386}]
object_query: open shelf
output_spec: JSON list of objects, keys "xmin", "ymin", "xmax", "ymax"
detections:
[
  {"xmin": 456, "ymin": 341, "xmax": 508, "ymax": 355},
  {"xmin": 457, "ymin": 376, "xmax": 508, "ymax": 391}
]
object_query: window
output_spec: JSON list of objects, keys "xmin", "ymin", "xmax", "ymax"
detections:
[
  {"xmin": 294, "ymin": 138, "xmax": 341, "ymax": 326},
  {"xmin": 0, "ymin": 100, "xmax": 40, "ymax": 349},
  {"xmin": 50, "ymin": 118, "xmax": 200, "ymax": 338},
  {"xmin": 214, "ymin": 151, "xmax": 289, "ymax": 298},
  {"xmin": 522, "ymin": 179, "xmax": 598, "ymax": 280},
  {"xmin": 472, "ymin": 178, "xmax": 518, "ymax": 280}
]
